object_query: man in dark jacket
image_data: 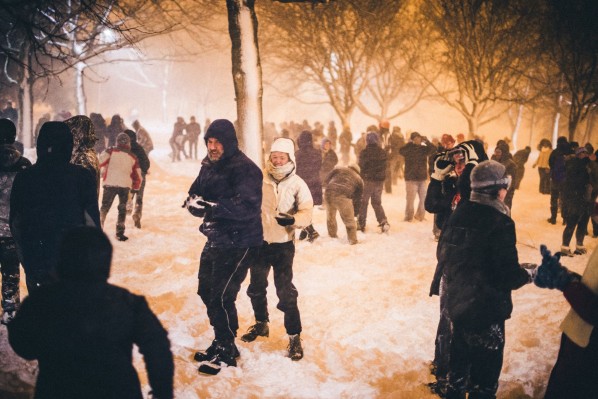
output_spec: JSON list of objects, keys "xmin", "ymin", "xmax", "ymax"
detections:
[
  {"xmin": 295, "ymin": 130, "xmax": 322, "ymax": 242},
  {"xmin": 548, "ymin": 136, "xmax": 572, "ymax": 224},
  {"xmin": 185, "ymin": 119, "xmax": 263, "ymax": 374},
  {"xmin": 399, "ymin": 131, "xmax": 436, "ymax": 221},
  {"xmin": 0, "ymin": 119, "xmax": 31, "ymax": 325},
  {"xmin": 124, "ymin": 129, "xmax": 150, "ymax": 229},
  {"xmin": 438, "ymin": 160, "xmax": 532, "ymax": 399},
  {"xmin": 560, "ymin": 147, "xmax": 592, "ymax": 256},
  {"xmin": 8, "ymin": 226, "xmax": 174, "ymax": 399},
  {"xmin": 358, "ymin": 131, "xmax": 389, "ymax": 233},
  {"xmin": 10, "ymin": 121, "xmax": 100, "ymax": 292},
  {"xmin": 324, "ymin": 164, "xmax": 364, "ymax": 245}
]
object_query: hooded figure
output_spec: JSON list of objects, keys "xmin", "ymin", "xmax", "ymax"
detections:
[
  {"xmin": 10, "ymin": 121, "xmax": 100, "ymax": 292},
  {"xmin": 124, "ymin": 129, "xmax": 150, "ymax": 228},
  {"xmin": 242, "ymin": 137, "xmax": 312, "ymax": 360},
  {"xmin": 186, "ymin": 119, "xmax": 263, "ymax": 373},
  {"xmin": 8, "ymin": 226, "xmax": 174, "ymax": 399},
  {"xmin": 295, "ymin": 131, "xmax": 323, "ymax": 205},
  {"xmin": 357, "ymin": 131, "xmax": 389, "ymax": 232},
  {"xmin": 65, "ymin": 115, "xmax": 100, "ymax": 194}
]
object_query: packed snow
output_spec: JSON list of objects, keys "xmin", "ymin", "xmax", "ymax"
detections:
[{"xmin": 0, "ymin": 139, "xmax": 592, "ymax": 399}]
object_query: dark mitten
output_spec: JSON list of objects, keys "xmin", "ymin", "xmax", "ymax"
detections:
[
  {"xmin": 184, "ymin": 195, "xmax": 215, "ymax": 218},
  {"xmin": 535, "ymin": 245, "xmax": 580, "ymax": 290},
  {"xmin": 275, "ymin": 212, "xmax": 295, "ymax": 226}
]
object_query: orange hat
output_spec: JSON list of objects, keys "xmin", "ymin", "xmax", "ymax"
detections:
[{"xmin": 379, "ymin": 120, "xmax": 390, "ymax": 129}]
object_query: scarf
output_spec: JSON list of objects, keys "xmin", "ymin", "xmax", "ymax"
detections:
[
  {"xmin": 469, "ymin": 191, "xmax": 511, "ymax": 217},
  {"xmin": 266, "ymin": 159, "xmax": 295, "ymax": 183}
]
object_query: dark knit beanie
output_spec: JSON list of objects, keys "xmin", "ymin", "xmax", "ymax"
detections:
[{"xmin": 470, "ymin": 160, "xmax": 510, "ymax": 193}]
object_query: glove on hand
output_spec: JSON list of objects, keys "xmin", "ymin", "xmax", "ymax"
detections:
[
  {"xmin": 431, "ymin": 152, "xmax": 454, "ymax": 181},
  {"xmin": 275, "ymin": 212, "xmax": 295, "ymax": 226},
  {"xmin": 452, "ymin": 141, "xmax": 481, "ymax": 166},
  {"xmin": 534, "ymin": 245, "xmax": 579, "ymax": 290},
  {"xmin": 520, "ymin": 263, "xmax": 538, "ymax": 283},
  {"xmin": 183, "ymin": 195, "xmax": 216, "ymax": 218}
]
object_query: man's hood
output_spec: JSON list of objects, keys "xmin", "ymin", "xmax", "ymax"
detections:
[
  {"xmin": 36, "ymin": 121, "xmax": 73, "ymax": 165},
  {"xmin": 204, "ymin": 119, "xmax": 239, "ymax": 160}
]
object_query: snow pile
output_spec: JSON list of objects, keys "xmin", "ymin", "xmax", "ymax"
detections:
[{"xmin": 0, "ymin": 148, "xmax": 591, "ymax": 399}]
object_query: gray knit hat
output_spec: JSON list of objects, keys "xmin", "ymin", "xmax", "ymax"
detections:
[{"xmin": 470, "ymin": 160, "xmax": 511, "ymax": 192}]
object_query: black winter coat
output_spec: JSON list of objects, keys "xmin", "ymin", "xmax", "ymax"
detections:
[
  {"xmin": 0, "ymin": 145, "xmax": 31, "ymax": 237},
  {"xmin": 562, "ymin": 157, "xmax": 591, "ymax": 215},
  {"xmin": 324, "ymin": 167, "xmax": 364, "ymax": 214},
  {"xmin": 8, "ymin": 281, "xmax": 173, "ymax": 399},
  {"xmin": 188, "ymin": 120, "xmax": 263, "ymax": 248},
  {"xmin": 359, "ymin": 144, "xmax": 387, "ymax": 182},
  {"xmin": 437, "ymin": 200, "xmax": 530, "ymax": 330},
  {"xmin": 295, "ymin": 131, "xmax": 323, "ymax": 205},
  {"xmin": 399, "ymin": 141, "xmax": 436, "ymax": 181}
]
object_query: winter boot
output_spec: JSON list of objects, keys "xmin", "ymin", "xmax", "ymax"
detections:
[
  {"xmin": 305, "ymin": 225, "xmax": 319, "ymax": 243},
  {"xmin": 240, "ymin": 321, "xmax": 269, "ymax": 342},
  {"xmin": 574, "ymin": 245, "xmax": 587, "ymax": 255},
  {"xmin": 559, "ymin": 246, "xmax": 573, "ymax": 257},
  {"xmin": 194, "ymin": 339, "xmax": 239, "ymax": 362},
  {"xmin": 299, "ymin": 228, "xmax": 308, "ymax": 240},
  {"xmin": 197, "ymin": 339, "xmax": 239, "ymax": 375},
  {"xmin": 133, "ymin": 214, "xmax": 141, "ymax": 229},
  {"xmin": 287, "ymin": 334, "xmax": 303, "ymax": 361},
  {"xmin": 547, "ymin": 217, "xmax": 556, "ymax": 225},
  {"xmin": 116, "ymin": 232, "xmax": 129, "ymax": 242},
  {"xmin": 379, "ymin": 221, "xmax": 390, "ymax": 234}
]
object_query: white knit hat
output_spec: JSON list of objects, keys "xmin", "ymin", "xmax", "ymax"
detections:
[{"xmin": 270, "ymin": 137, "xmax": 296, "ymax": 164}]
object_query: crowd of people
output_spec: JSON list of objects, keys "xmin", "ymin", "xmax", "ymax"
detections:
[{"xmin": 0, "ymin": 108, "xmax": 595, "ymax": 398}]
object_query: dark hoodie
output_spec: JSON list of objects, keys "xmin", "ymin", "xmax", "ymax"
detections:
[
  {"xmin": 188, "ymin": 119, "xmax": 263, "ymax": 248},
  {"xmin": 295, "ymin": 130, "xmax": 323, "ymax": 205},
  {"xmin": 359, "ymin": 132, "xmax": 387, "ymax": 182},
  {"xmin": 124, "ymin": 129, "xmax": 150, "ymax": 174},
  {"xmin": 10, "ymin": 121, "xmax": 100, "ymax": 283},
  {"xmin": 8, "ymin": 226, "xmax": 174, "ymax": 399}
]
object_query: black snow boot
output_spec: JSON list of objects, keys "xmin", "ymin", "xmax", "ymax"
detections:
[
  {"xmin": 197, "ymin": 339, "xmax": 239, "ymax": 375},
  {"xmin": 241, "ymin": 321, "xmax": 269, "ymax": 342},
  {"xmin": 116, "ymin": 232, "xmax": 128, "ymax": 241},
  {"xmin": 287, "ymin": 334, "xmax": 303, "ymax": 361},
  {"xmin": 194, "ymin": 339, "xmax": 240, "ymax": 362},
  {"xmin": 305, "ymin": 224, "xmax": 319, "ymax": 243}
]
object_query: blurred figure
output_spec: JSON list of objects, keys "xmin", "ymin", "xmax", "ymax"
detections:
[
  {"xmin": 169, "ymin": 116, "xmax": 187, "ymax": 162},
  {"xmin": 491, "ymin": 140, "xmax": 517, "ymax": 209},
  {"xmin": 89, "ymin": 113, "xmax": 108, "ymax": 154},
  {"xmin": 392, "ymin": 126, "xmax": 406, "ymax": 181},
  {"xmin": 513, "ymin": 146, "xmax": 531, "ymax": 190},
  {"xmin": 33, "ymin": 113, "xmax": 51, "ymax": 146},
  {"xmin": 327, "ymin": 121, "xmax": 337, "ymax": 150},
  {"xmin": 132, "ymin": 120, "xmax": 154, "ymax": 156},
  {"xmin": 124, "ymin": 129, "xmax": 150, "ymax": 229},
  {"xmin": 533, "ymin": 138, "xmax": 552, "ymax": 195},
  {"xmin": 186, "ymin": 116, "xmax": 201, "ymax": 160},
  {"xmin": 338, "ymin": 127, "xmax": 353, "ymax": 166},
  {"xmin": 0, "ymin": 119, "xmax": 31, "ymax": 325},
  {"xmin": 357, "ymin": 132, "xmax": 389, "ymax": 233},
  {"xmin": 8, "ymin": 226, "xmax": 174, "ymax": 399},
  {"xmin": 354, "ymin": 131, "xmax": 366, "ymax": 160},
  {"xmin": 320, "ymin": 137, "xmax": 338, "ymax": 185},
  {"xmin": 295, "ymin": 131, "xmax": 322, "ymax": 242},
  {"xmin": 548, "ymin": 137, "xmax": 573, "ymax": 224},
  {"xmin": 106, "ymin": 114, "xmax": 125, "ymax": 148},
  {"xmin": 65, "ymin": 115, "xmax": 100, "ymax": 195},
  {"xmin": 10, "ymin": 121, "xmax": 100, "ymax": 292},
  {"xmin": 324, "ymin": 164, "xmax": 363, "ymax": 245},
  {"xmin": 1, "ymin": 101, "xmax": 18, "ymax": 126}
]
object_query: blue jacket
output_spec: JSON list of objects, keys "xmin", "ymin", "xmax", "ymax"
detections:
[{"xmin": 188, "ymin": 120, "xmax": 263, "ymax": 248}]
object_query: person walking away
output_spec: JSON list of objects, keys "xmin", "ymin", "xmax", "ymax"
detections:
[
  {"xmin": 0, "ymin": 119, "xmax": 31, "ymax": 325},
  {"xmin": 124, "ymin": 129, "xmax": 150, "ymax": 229},
  {"xmin": 65, "ymin": 115, "xmax": 100, "ymax": 195},
  {"xmin": 242, "ymin": 138, "xmax": 312, "ymax": 360},
  {"xmin": 7, "ymin": 226, "xmax": 174, "ymax": 399},
  {"xmin": 548, "ymin": 136, "xmax": 572, "ymax": 224},
  {"xmin": 185, "ymin": 119, "xmax": 263, "ymax": 375},
  {"xmin": 186, "ymin": 116, "xmax": 201, "ymax": 160},
  {"xmin": 357, "ymin": 131, "xmax": 389, "ymax": 233},
  {"xmin": 319, "ymin": 137, "xmax": 338, "ymax": 210},
  {"xmin": 513, "ymin": 146, "xmax": 531, "ymax": 190},
  {"xmin": 399, "ymin": 131, "xmax": 436, "ymax": 221},
  {"xmin": 559, "ymin": 147, "xmax": 592, "ymax": 256},
  {"xmin": 327, "ymin": 121, "xmax": 338, "ymax": 150},
  {"xmin": 391, "ymin": 126, "xmax": 406, "ymax": 182},
  {"xmin": 324, "ymin": 164, "xmax": 363, "ymax": 244},
  {"xmin": 354, "ymin": 132, "xmax": 366, "ymax": 161},
  {"xmin": 90, "ymin": 113, "xmax": 108, "ymax": 154},
  {"xmin": 169, "ymin": 117, "xmax": 187, "ymax": 162},
  {"xmin": 99, "ymin": 133, "xmax": 142, "ymax": 241},
  {"xmin": 106, "ymin": 114, "xmax": 124, "ymax": 148},
  {"xmin": 379, "ymin": 120, "xmax": 402, "ymax": 193},
  {"xmin": 338, "ymin": 127, "xmax": 353, "ymax": 166},
  {"xmin": 438, "ymin": 160, "xmax": 533, "ymax": 399},
  {"xmin": 533, "ymin": 244, "xmax": 598, "ymax": 399},
  {"xmin": 132, "ymin": 120, "xmax": 154, "ymax": 156},
  {"xmin": 295, "ymin": 130, "xmax": 322, "ymax": 242},
  {"xmin": 10, "ymin": 121, "xmax": 100, "ymax": 293},
  {"xmin": 533, "ymin": 138, "xmax": 552, "ymax": 195}
]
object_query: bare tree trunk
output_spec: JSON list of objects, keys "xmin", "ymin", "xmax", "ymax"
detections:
[
  {"xmin": 75, "ymin": 62, "xmax": 87, "ymax": 115},
  {"xmin": 227, "ymin": 0, "xmax": 263, "ymax": 167},
  {"xmin": 552, "ymin": 93, "xmax": 562, "ymax": 148},
  {"xmin": 466, "ymin": 117, "xmax": 477, "ymax": 139},
  {"xmin": 17, "ymin": 47, "xmax": 34, "ymax": 149},
  {"xmin": 528, "ymin": 105, "xmax": 536, "ymax": 147},
  {"xmin": 162, "ymin": 62, "xmax": 171, "ymax": 123},
  {"xmin": 511, "ymin": 103, "xmax": 524, "ymax": 151}
]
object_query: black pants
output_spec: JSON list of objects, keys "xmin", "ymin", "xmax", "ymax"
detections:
[
  {"xmin": 246, "ymin": 241, "xmax": 302, "ymax": 335},
  {"xmin": 129, "ymin": 173, "xmax": 146, "ymax": 222},
  {"xmin": 538, "ymin": 168, "xmax": 551, "ymax": 194},
  {"xmin": 198, "ymin": 246, "xmax": 259, "ymax": 341},
  {"xmin": 358, "ymin": 180, "xmax": 387, "ymax": 228},
  {"xmin": 433, "ymin": 277, "xmax": 451, "ymax": 382},
  {"xmin": 550, "ymin": 180, "xmax": 565, "ymax": 220},
  {"xmin": 562, "ymin": 207, "xmax": 590, "ymax": 247},
  {"xmin": 0, "ymin": 237, "xmax": 20, "ymax": 312},
  {"xmin": 100, "ymin": 186, "xmax": 130, "ymax": 235},
  {"xmin": 447, "ymin": 322, "xmax": 505, "ymax": 399}
]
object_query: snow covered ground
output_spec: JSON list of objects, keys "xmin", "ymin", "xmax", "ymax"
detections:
[{"xmin": 0, "ymin": 143, "xmax": 592, "ymax": 399}]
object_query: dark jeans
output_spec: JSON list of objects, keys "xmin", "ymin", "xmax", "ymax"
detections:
[
  {"xmin": 538, "ymin": 168, "xmax": 551, "ymax": 194},
  {"xmin": 562, "ymin": 207, "xmax": 590, "ymax": 247},
  {"xmin": 358, "ymin": 180, "xmax": 387, "ymax": 227},
  {"xmin": 198, "ymin": 246, "xmax": 259, "ymax": 341},
  {"xmin": 246, "ymin": 241, "xmax": 301, "ymax": 335},
  {"xmin": 0, "ymin": 237, "xmax": 20, "ymax": 312},
  {"xmin": 550, "ymin": 180, "xmax": 565, "ymax": 220},
  {"xmin": 129, "ymin": 173, "xmax": 146, "ymax": 222},
  {"xmin": 100, "ymin": 186, "xmax": 130, "ymax": 235},
  {"xmin": 447, "ymin": 322, "xmax": 505, "ymax": 399}
]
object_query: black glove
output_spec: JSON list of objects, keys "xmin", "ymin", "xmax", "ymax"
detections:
[
  {"xmin": 275, "ymin": 212, "xmax": 295, "ymax": 226},
  {"xmin": 183, "ymin": 195, "xmax": 216, "ymax": 218},
  {"xmin": 534, "ymin": 245, "xmax": 581, "ymax": 290}
]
